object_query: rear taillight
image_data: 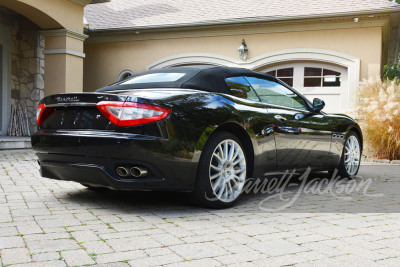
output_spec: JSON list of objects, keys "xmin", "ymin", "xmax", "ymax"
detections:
[
  {"xmin": 36, "ymin": 104, "xmax": 55, "ymax": 126},
  {"xmin": 96, "ymin": 101, "xmax": 171, "ymax": 127}
]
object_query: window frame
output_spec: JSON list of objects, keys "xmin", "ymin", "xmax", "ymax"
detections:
[
  {"xmin": 303, "ymin": 67, "xmax": 342, "ymax": 88},
  {"xmin": 244, "ymin": 76, "xmax": 310, "ymax": 112},
  {"xmin": 225, "ymin": 74, "xmax": 313, "ymax": 112},
  {"xmin": 266, "ymin": 67, "xmax": 294, "ymax": 87}
]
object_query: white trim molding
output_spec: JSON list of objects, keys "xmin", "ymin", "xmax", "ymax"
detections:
[
  {"xmin": 40, "ymin": 29, "xmax": 89, "ymax": 41},
  {"xmin": 147, "ymin": 48, "xmax": 360, "ymax": 109},
  {"xmin": 43, "ymin": 49, "xmax": 86, "ymax": 58},
  {"xmin": 147, "ymin": 53, "xmax": 239, "ymax": 70}
]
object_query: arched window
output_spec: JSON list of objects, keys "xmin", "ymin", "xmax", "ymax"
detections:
[
  {"xmin": 266, "ymin": 66, "xmax": 341, "ymax": 88},
  {"xmin": 263, "ymin": 62, "xmax": 346, "ymax": 113},
  {"xmin": 116, "ymin": 69, "xmax": 135, "ymax": 82}
]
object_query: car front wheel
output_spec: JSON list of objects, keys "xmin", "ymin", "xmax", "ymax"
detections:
[{"xmin": 192, "ymin": 131, "xmax": 248, "ymax": 208}]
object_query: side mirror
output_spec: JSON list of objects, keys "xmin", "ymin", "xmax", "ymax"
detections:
[{"xmin": 312, "ymin": 98, "xmax": 325, "ymax": 112}]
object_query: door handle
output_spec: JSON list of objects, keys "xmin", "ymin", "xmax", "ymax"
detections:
[
  {"xmin": 274, "ymin": 115, "xmax": 287, "ymax": 121},
  {"xmin": 274, "ymin": 126, "xmax": 302, "ymax": 134}
]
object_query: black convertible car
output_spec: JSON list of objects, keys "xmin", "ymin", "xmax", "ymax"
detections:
[{"xmin": 32, "ymin": 66, "xmax": 362, "ymax": 208}]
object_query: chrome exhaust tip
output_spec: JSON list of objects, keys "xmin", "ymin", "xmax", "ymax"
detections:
[
  {"xmin": 116, "ymin": 166, "xmax": 129, "ymax": 177},
  {"xmin": 130, "ymin": 166, "xmax": 148, "ymax": 178}
]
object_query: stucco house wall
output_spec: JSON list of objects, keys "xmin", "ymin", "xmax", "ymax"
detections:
[
  {"xmin": 84, "ymin": 24, "xmax": 384, "ymax": 92},
  {"xmin": 81, "ymin": 0, "xmax": 400, "ymax": 114}
]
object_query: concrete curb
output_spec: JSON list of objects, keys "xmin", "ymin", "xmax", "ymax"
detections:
[
  {"xmin": 0, "ymin": 137, "xmax": 31, "ymax": 150},
  {"xmin": 362, "ymin": 156, "xmax": 400, "ymax": 165}
]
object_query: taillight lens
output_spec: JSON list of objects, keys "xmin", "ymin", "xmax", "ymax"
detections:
[
  {"xmin": 96, "ymin": 101, "xmax": 171, "ymax": 127},
  {"xmin": 36, "ymin": 104, "xmax": 55, "ymax": 126}
]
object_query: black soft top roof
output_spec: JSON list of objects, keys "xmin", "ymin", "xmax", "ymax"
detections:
[{"xmin": 96, "ymin": 65, "xmax": 277, "ymax": 94}]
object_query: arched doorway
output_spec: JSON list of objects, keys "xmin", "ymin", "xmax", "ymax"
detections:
[
  {"xmin": 0, "ymin": 6, "xmax": 45, "ymax": 136},
  {"xmin": 0, "ymin": 0, "xmax": 90, "ymax": 137}
]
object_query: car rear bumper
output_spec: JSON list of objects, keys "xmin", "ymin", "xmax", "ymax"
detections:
[{"xmin": 32, "ymin": 131, "xmax": 199, "ymax": 191}]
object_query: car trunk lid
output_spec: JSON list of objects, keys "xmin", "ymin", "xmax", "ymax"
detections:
[{"xmin": 39, "ymin": 93, "xmax": 128, "ymax": 130}]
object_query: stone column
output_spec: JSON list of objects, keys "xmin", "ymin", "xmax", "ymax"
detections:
[
  {"xmin": 11, "ymin": 31, "xmax": 45, "ymax": 134},
  {"xmin": 41, "ymin": 29, "xmax": 88, "ymax": 96}
]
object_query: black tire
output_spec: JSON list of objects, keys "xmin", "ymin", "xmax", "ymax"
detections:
[
  {"xmin": 191, "ymin": 131, "xmax": 248, "ymax": 209},
  {"xmin": 81, "ymin": 183, "xmax": 110, "ymax": 192},
  {"xmin": 330, "ymin": 131, "xmax": 361, "ymax": 178}
]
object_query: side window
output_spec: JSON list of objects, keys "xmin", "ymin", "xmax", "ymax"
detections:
[
  {"xmin": 245, "ymin": 76, "xmax": 308, "ymax": 110},
  {"xmin": 225, "ymin": 76, "xmax": 260, "ymax": 102}
]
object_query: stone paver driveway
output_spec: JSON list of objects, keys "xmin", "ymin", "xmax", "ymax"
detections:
[{"xmin": 1, "ymin": 149, "xmax": 400, "ymax": 266}]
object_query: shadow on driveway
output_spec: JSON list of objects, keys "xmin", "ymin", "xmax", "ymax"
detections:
[{"xmin": 60, "ymin": 165, "xmax": 400, "ymax": 213}]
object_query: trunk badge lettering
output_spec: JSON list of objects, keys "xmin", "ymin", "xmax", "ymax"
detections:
[{"xmin": 55, "ymin": 96, "xmax": 80, "ymax": 102}]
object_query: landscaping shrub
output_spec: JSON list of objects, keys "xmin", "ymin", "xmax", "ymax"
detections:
[
  {"xmin": 351, "ymin": 77, "xmax": 400, "ymax": 160},
  {"xmin": 383, "ymin": 63, "xmax": 400, "ymax": 80}
]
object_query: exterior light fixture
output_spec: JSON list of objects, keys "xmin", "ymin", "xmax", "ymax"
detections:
[
  {"xmin": 238, "ymin": 39, "xmax": 248, "ymax": 61},
  {"xmin": 83, "ymin": 17, "xmax": 89, "ymax": 29},
  {"xmin": 353, "ymin": 17, "xmax": 359, "ymax": 23}
]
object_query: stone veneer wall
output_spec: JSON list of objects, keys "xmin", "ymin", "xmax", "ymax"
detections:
[
  {"xmin": 11, "ymin": 30, "xmax": 45, "ymax": 134},
  {"xmin": 0, "ymin": 6, "xmax": 44, "ymax": 135}
]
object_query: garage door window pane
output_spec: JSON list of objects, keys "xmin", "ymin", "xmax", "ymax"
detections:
[
  {"xmin": 279, "ymin": 78, "xmax": 293, "ymax": 87},
  {"xmin": 304, "ymin": 77, "xmax": 321, "ymax": 87},
  {"xmin": 323, "ymin": 76, "xmax": 341, "ymax": 87},
  {"xmin": 266, "ymin": 70, "xmax": 276, "ymax": 76},
  {"xmin": 266, "ymin": 68, "xmax": 294, "ymax": 87},
  {"xmin": 304, "ymin": 67, "xmax": 341, "ymax": 87},
  {"xmin": 323, "ymin": 69, "xmax": 341, "ymax": 76},
  {"xmin": 277, "ymin": 68, "xmax": 293, "ymax": 77},
  {"xmin": 305, "ymin": 67, "xmax": 322, "ymax": 76}
]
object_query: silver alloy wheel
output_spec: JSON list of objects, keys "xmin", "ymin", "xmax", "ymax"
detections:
[
  {"xmin": 209, "ymin": 139, "xmax": 246, "ymax": 203},
  {"xmin": 344, "ymin": 135, "xmax": 360, "ymax": 176}
]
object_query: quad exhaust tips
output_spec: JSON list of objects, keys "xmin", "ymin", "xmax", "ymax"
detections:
[
  {"xmin": 116, "ymin": 166, "xmax": 129, "ymax": 177},
  {"xmin": 116, "ymin": 166, "xmax": 148, "ymax": 178},
  {"xmin": 130, "ymin": 166, "xmax": 148, "ymax": 178}
]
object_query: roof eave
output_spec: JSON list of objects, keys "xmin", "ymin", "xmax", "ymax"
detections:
[
  {"xmin": 90, "ymin": 0, "xmax": 110, "ymax": 4},
  {"xmin": 86, "ymin": 6, "xmax": 400, "ymax": 33},
  {"xmin": 70, "ymin": 0, "xmax": 110, "ymax": 7}
]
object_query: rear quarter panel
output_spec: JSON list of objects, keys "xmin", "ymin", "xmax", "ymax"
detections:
[{"xmin": 157, "ymin": 92, "xmax": 277, "ymax": 178}]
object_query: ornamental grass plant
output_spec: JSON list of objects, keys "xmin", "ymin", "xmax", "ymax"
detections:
[{"xmin": 351, "ymin": 77, "xmax": 400, "ymax": 160}]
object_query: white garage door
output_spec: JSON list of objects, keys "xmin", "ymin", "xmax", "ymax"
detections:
[{"xmin": 263, "ymin": 63, "xmax": 348, "ymax": 113}]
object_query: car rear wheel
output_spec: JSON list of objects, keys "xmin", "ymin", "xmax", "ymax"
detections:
[
  {"xmin": 192, "ymin": 131, "xmax": 248, "ymax": 208},
  {"xmin": 331, "ymin": 132, "xmax": 361, "ymax": 178}
]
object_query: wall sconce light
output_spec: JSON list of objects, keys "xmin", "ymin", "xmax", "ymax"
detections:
[
  {"xmin": 83, "ymin": 16, "xmax": 89, "ymax": 29},
  {"xmin": 238, "ymin": 39, "xmax": 248, "ymax": 61},
  {"xmin": 353, "ymin": 17, "xmax": 359, "ymax": 23}
]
